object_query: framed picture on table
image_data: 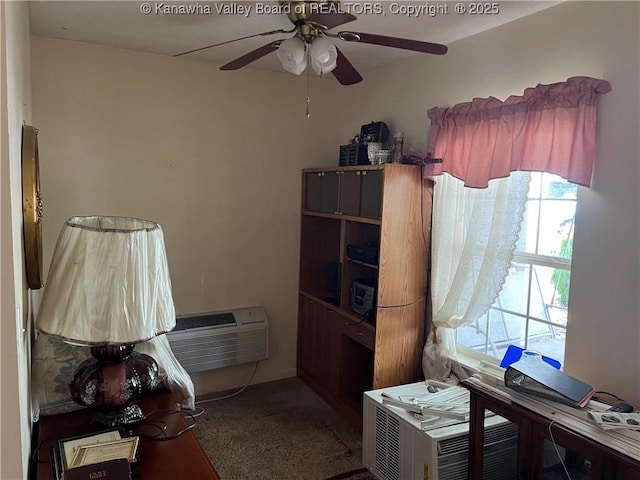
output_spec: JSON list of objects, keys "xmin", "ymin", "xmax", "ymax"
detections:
[
  {"xmin": 69, "ymin": 436, "xmax": 139, "ymax": 468},
  {"xmin": 56, "ymin": 427, "xmax": 127, "ymax": 471}
]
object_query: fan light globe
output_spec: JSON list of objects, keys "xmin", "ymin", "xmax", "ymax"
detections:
[
  {"xmin": 277, "ymin": 37, "xmax": 305, "ymax": 65},
  {"xmin": 310, "ymin": 37, "xmax": 338, "ymax": 76},
  {"xmin": 312, "ymin": 58, "xmax": 337, "ymax": 76},
  {"xmin": 282, "ymin": 58, "xmax": 307, "ymax": 75}
]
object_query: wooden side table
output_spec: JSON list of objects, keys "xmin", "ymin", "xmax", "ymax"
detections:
[{"xmin": 35, "ymin": 390, "xmax": 220, "ymax": 480}]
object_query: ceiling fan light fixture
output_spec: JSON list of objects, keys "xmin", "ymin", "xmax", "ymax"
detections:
[
  {"xmin": 311, "ymin": 57, "xmax": 337, "ymax": 76},
  {"xmin": 310, "ymin": 37, "xmax": 338, "ymax": 76},
  {"xmin": 282, "ymin": 57, "xmax": 308, "ymax": 75},
  {"xmin": 277, "ymin": 36, "xmax": 306, "ymax": 66},
  {"xmin": 176, "ymin": 3, "xmax": 448, "ymax": 87}
]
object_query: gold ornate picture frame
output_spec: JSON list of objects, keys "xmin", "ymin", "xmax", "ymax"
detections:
[{"xmin": 22, "ymin": 124, "xmax": 43, "ymax": 289}]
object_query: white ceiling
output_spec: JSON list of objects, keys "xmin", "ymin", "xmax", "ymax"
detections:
[{"xmin": 29, "ymin": 1, "xmax": 559, "ymax": 77}]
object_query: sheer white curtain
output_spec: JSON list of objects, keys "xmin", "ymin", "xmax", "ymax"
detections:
[{"xmin": 422, "ymin": 172, "xmax": 530, "ymax": 382}]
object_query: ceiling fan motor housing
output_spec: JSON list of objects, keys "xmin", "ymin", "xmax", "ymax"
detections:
[{"xmin": 281, "ymin": 1, "xmax": 342, "ymax": 26}]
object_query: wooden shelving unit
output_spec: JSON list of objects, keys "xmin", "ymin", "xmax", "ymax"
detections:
[{"xmin": 296, "ymin": 164, "xmax": 433, "ymax": 429}]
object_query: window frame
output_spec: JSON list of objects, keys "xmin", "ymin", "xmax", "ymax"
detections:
[{"xmin": 453, "ymin": 172, "xmax": 577, "ymax": 367}]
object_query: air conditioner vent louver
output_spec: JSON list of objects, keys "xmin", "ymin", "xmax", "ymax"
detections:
[
  {"xmin": 166, "ymin": 306, "xmax": 268, "ymax": 373},
  {"xmin": 438, "ymin": 461, "xmax": 467, "ymax": 480},
  {"xmin": 482, "ymin": 446, "xmax": 519, "ymax": 479},
  {"xmin": 374, "ymin": 408, "xmax": 388, "ymax": 476},
  {"xmin": 438, "ymin": 435, "xmax": 469, "ymax": 456},
  {"xmin": 484, "ymin": 423, "xmax": 518, "ymax": 445},
  {"xmin": 373, "ymin": 406, "xmax": 400, "ymax": 480},
  {"xmin": 387, "ymin": 415, "xmax": 400, "ymax": 480},
  {"xmin": 174, "ymin": 312, "xmax": 235, "ymax": 330}
]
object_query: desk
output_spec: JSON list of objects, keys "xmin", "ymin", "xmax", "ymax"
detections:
[
  {"xmin": 35, "ymin": 390, "xmax": 220, "ymax": 480},
  {"xmin": 463, "ymin": 379, "xmax": 640, "ymax": 480}
]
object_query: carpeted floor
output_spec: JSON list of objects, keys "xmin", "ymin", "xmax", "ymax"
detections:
[
  {"xmin": 193, "ymin": 377, "xmax": 370, "ymax": 480},
  {"xmin": 325, "ymin": 467, "xmax": 377, "ymax": 480}
]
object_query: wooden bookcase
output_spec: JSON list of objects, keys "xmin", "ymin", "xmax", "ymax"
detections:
[{"xmin": 297, "ymin": 164, "xmax": 433, "ymax": 428}]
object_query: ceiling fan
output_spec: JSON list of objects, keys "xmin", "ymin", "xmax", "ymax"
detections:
[{"xmin": 174, "ymin": 0, "xmax": 448, "ymax": 86}]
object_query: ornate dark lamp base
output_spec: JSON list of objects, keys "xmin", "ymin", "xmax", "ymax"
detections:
[
  {"xmin": 93, "ymin": 404, "xmax": 145, "ymax": 427},
  {"xmin": 69, "ymin": 344, "xmax": 159, "ymax": 426}
]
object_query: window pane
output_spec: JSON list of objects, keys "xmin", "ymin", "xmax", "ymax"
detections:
[
  {"xmin": 533, "ymin": 264, "xmax": 571, "ymax": 312},
  {"xmin": 518, "ymin": 173, "xmax": 576, "ymax": 256},
  {"xmin": 529, "ymin": 265, "xmax": 552, "ymax": 320},
  {"xmin": 456, "ymin": 318, "xmax": 490, "ymax": 354},
  {"xmin": 456, "ymin": 263, "xmax": 570, "ymax": 365},
  {"xmin": 542, "ymin": 173, "xmax": 578, "ymax": 200},
  {"xmin": 456, "ymin": 310, "xmax": 527, "ymax": 360},
  {"xmin": 537, "ymin": 201, "xmax": 575, "ymax": 257},
  {"xmin": 527, "ymin": 319, "xmax": 566, "ymax": 365},
  {"xmin": 495, "ymin": 263, "xmax": 531, "ymax": 317},
  {"xmin": 486, "ymin": 263, "xmax": 561, "ymax": 323},
  {"xmin": 454, "ymin": 172, "xmax": 575, "ymax": 369}
]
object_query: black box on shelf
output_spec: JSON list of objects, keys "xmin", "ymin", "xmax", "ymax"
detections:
[
  {"xmin": 339, "ymin": 143, "xmax": 372, "ymax": 166},
  {"xmin": 347, "ymin": 243, "xmax": 379, "ymax": 265},
  {"xmin": 339, "ymin": 144, "xmax": 358, "ymax": 166},
  {"xmin": 360, "ymin": 121, "xmax": 389, "ymax": 144}
]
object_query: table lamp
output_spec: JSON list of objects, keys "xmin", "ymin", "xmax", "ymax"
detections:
[{"xmin": 36, "ymin": 216, "xmax": 176, "ymax": 426}]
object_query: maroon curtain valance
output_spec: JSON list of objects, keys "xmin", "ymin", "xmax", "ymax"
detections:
[{"xmin": 425, "ymin": 76, "xmax": 612, "ymax": 188}]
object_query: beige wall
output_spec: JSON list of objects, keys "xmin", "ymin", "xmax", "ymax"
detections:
[
  {"xmin": 359, "ymin": 2, "xmax": 640, "ymax": 404},
  {"xmin": 13, "ymin": 7, "xmax": 638, "ymax": 479},
  {"xmin": 30, "ymin": 36, "xmax": 363, "ymax": 395},
  {"xmin": 0, "ymin": 1, "xmax": 33, "ymax": 479}
]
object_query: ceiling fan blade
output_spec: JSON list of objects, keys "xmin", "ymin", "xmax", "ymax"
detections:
[
  {"xmin": 174, "ymin": 28, "xmax": 292, "ymax": 57},
  {"xmin": 307, "ymin": 11, "xmax": 357, "ymax": 30},
  {"xmin": 339, "ymin": 31, "xmax": 448, "ymax": 55},
  {"xmin": 332, "ymin": 48, "xmax": 362, "ymax": 86},
  {"xmin": 220, "ymin": 41, "xmax": 281, "ymax": 70}
]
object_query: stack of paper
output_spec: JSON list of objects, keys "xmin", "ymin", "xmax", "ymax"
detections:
[
  {"xmin": 588, "ymin": 411, "xmax": 640, "ymax": 431},
  {"xmin": 381, "ymin": 385, "xmax": 475, "ymax": 431}
]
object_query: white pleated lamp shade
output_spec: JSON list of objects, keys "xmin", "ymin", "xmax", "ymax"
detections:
[{"xmin": 36, "ymin": 216, "xmax": 176, "ymax": 345}]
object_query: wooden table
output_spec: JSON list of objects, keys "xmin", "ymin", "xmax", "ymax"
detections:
[
  {"xmin": 35, "ymin": 390, "xmax": 220, "ymax": 480},
  {"xmin": 463, "ymin": 379, "xmax": 640, "ymax": 480}
]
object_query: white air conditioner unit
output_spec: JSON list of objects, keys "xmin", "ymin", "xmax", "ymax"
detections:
[
  {"xmin": 363, "ymin": 382, "xmax": 518, "ymax": 480},
  {"xmin": 166, "ymin": 306, "xmax": 268, "ymax": 373}
]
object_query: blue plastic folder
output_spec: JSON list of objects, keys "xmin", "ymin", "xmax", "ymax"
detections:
[{"xmin": 500, "ymin": 345, "xmax": 562, "ymax": 370}]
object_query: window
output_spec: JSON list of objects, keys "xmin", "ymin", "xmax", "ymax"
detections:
[{"xmin": 455, "ymin": 173, "xmax": 577, "ymax": 365}]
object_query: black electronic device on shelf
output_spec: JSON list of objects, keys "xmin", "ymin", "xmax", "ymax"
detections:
[
  {"xmin": 360, "ymin": 121, "xmax": 390, "ymax": 144},
  {"xmin": 347, "ymin": 242, "xmax": 379, "ymax": 265},
  {"xmin": 350, "ymin": 278, "xmax": 376, "ymax": 316},
  {"xmin": 324, "ymin": 262, "xmax": 342, "ymax": 305}
]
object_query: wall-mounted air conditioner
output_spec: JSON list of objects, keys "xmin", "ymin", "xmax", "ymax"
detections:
[
  {"xmin": 363, "ymin": 382, "xmax": 518, "ymax": 480},
  {"xmin": 166, "ymin": 306, "xmax": 268, "ymax": 373}
]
